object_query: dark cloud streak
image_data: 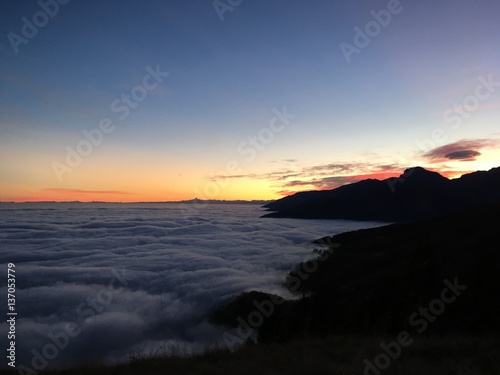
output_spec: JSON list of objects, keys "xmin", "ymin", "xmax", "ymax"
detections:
[
  {"xmin": 424, "ymin": 139, "xmax": 498, "ymax": 162},
  {"xmin": 445, "ymin": 150, "xmax": 481, "ymax": 160}
]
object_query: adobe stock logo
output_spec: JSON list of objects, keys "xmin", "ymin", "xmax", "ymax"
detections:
[
  {"xmin": 17, "ymin": 268, "xmax": 128, "ymax": 374},
  {"xmin": 51, "ymin": 65, "xmax": 169, "ymax": 182},
  {"xmin": 340, "ymin": 0, "xmax": 405, "ymax": 64},
  {"xmin": 7, "ymin": 0, "xmax": 71, "ymax": 54},
  {"xmin": 363, "ymin": 277, "xmax": 467, "ymax": 375},
  {"xmin": 442, "ymin": 74, "xmax": 500, "ymax": 130},
  {"xmin": 213, "ymin": 0, "xmax": 243, "ymax": 21},
  {"xmin": 178, "ymin": 106, "xmax": 296, "ymax": 218}
]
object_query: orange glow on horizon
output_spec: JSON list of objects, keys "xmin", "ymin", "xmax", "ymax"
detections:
[{"xmin": 0, "ymin": 165, "xmax": 492, "ymax": 203}]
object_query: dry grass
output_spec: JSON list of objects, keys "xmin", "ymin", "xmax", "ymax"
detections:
[{"xmin": 4, "ymin": 335, "xmax": 498, "ymax": 375}]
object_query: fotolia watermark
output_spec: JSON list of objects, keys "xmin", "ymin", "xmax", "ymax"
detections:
[
  {"xmin": 178, "ymin": 106, "xmax": 296, "ymax": 218},
  {"xmin": 363, "ymin": 277, "xmax": 467, "ymax": 375},
  {"xmin": 213, "ymin": 0, "xmax": 243, "ymax": 21},
  {"xmin": 51, "ymin": 64, "xmax": 169, "ymax": 182},
  {"xmin": 7, "ymin": 0, "xmax": 71, "ymax": 54},
  {"xmin": 340, "ymin": 0, "xmax": 404, "ymax": 64},
  {"xmin": 16, "ymin": 268, "xmax": 128, "ymax": 375}
]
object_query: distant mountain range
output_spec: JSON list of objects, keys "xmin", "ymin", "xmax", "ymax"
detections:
[
  {"xmin": 261, "ymin": 166, "xmax": 500, "ymax": 222},
  {"xmin": 178, "ymin": 198, "xmax": 274, "ymax": 205},
  {"xmin": 2, "ymin": 199, "xmax": 274, "ymax": 205}
]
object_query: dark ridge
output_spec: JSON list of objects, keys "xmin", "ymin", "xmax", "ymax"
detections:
[
  {"xmin": 261, "ymin": 166, "xmax": 500, "ymax": 222},
  {"xmin": 214, "ymin": 203, "xmax": 500, "ymax": 342}
]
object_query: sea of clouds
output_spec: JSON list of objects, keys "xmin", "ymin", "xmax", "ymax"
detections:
[{"xmin": 0, "ymin": 202, "xmax": 384, "ymax": 370}]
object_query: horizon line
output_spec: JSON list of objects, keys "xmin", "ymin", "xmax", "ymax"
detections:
[{"xmin": 0, "ymin": 199, "xmax": 277, "ymax": 204}]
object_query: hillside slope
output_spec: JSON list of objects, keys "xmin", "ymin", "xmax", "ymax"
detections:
[
  {"xmin": 216, "ymin": 204, "xmax": 500, "ymax": 342},
  {"xmin": 262, "ymin": 166, "xmax": 500, "ymax": 222}
]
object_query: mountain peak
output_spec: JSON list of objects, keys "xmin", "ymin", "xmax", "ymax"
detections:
[
  {"xmin": 401, "ymin": 166, "xmax": 441, "ymax": 177},
  {"xmin": 397, "ymin": 167, "xmax": 449, "ymax": 185},
  {"xmin": 403, "ymin": 166, "xmax": 426, "ymax": 174},
  {"xmin": 262, "ymin": 166, "xmax": 500, "ymax": 222}
]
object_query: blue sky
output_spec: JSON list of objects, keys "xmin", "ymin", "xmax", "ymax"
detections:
[{"xmin": 1, "ymin": 0, "xmax": 499, "ymax": 201}]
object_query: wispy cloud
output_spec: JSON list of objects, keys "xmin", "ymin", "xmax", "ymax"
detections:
[
  {"xmin": 440, "ymin": 101, "xmax": 500, "ymax": 115},
  {"xmin": 282, "ymin": 175, "xmax": 362, "ymax": 189},
  {"xmin": 210, "ymin": 144, "xmax": 500, "ymax": 197},
  {"xmin": 43, "ymin": 188, "xmax": 134, "ymax": 195},
  {"xmin": 209, "ymin": 161, "xmax": 408, "ymax": 196}
]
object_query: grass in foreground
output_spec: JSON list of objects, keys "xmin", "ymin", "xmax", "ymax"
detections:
[{"xmin": 4, "ymin": 335, "xmax": 499, "ymax": 375}]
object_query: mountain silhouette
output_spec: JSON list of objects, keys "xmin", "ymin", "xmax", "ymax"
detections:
[
  {"xmin": 262, "ymin": 166, "xmax": 500, "ymax": 222},
  {"xmin": 214, "ymin": 203, "xmax": 500, "ymax": 343}
]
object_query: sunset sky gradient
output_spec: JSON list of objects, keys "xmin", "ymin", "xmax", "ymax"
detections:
[{"xmin": 1, "ymin": 0, "xmax": 499, "ymax": 202}]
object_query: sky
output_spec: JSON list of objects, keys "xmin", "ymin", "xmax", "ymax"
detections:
[{"xmin": 1, "ymin": 0, "xmax": 499, "ymax": 202}]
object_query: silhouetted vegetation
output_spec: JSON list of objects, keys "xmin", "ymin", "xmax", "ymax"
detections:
[
  {"xmin": 3, "ymin": 336, "xmax": 499, "ymax": 374},
  {"xmin": 217, "ymin": 204, "xmax": 500, "ymax": 344}
]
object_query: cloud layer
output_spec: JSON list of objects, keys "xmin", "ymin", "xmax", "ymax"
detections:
[{"xmin": 0, "ymin": 202, "xmax": 383, "ymax": 369}]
